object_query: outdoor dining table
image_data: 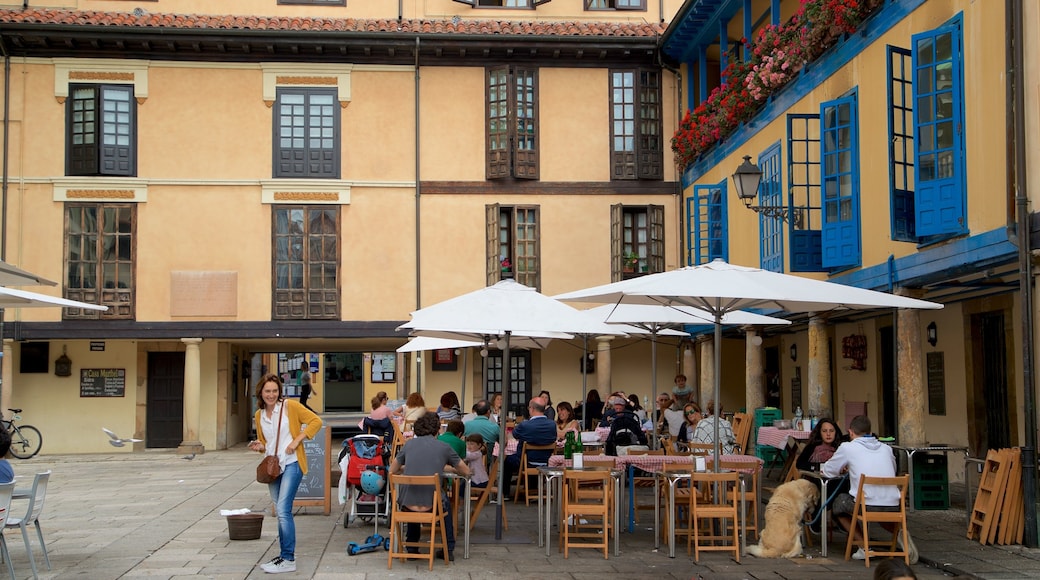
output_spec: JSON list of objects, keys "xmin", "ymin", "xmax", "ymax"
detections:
[
  {"xmin": 442, "ymin": 470, "xmax": 472, "ymax": 559},
  {"xmin": 536, "ymin": 465, "xmax": 623, "ymax": 557},
  {"xmin": 799, "ymin": 469, "xmax": 844, "ymax": 557},
  {"xmin": 650, "ymin": 455, "xmax": 761, "ymax": 558},
  {"xmin": 756, "ymin": 426, "xmax": 812, "ymax": 449}
]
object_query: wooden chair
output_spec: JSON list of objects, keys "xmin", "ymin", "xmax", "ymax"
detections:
[
  {"xmin": 513, "ymin": 442, "xmax": 558, "ymax": 505},
  {"xmin": 688, "ymin": 471, "xmax": 740, "ymax": 562},
  {"xmin": 469, "ymin": 459, "xmax": 507, "ymax": 530},
  {"xmin": 387, "ymin": 474, "xmax": 450, "ymax": 570},
  {"xmin": 686, "ymin": 442, "xmax": 715, "ymax": 455},
  {"xmin": 718, "ymin": 459, "xmax": 761, "ymax": 542},
  {"xmin": 658, "ymin": 462, "xmax": 695, "ymax": 545},
  {"xmin": 844, "ymin": 474, "xmax": 911, "ymax": 566},
  {"xmin": 627, "ymin": 449, "xmax": 664, "ymax": 524},
  {"xmin": 561, "ymin": 469, "xmax": 612, "ymax": 558},
  {"xmin": 732, "ymin": 412, "xmax": 751, "ymax": 454},
  {"xmin": 389, "ymin": 420, "xmax": 408, "ymax": 462}
]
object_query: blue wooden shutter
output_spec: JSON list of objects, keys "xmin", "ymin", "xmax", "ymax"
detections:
[
  {"xmin": 786, "ymin": 114, "xmax": 823, "ymax": 272},
  {"xmin": 820, "ymin": 95, "xmax": 861, "ymax": 270},
  {"xmin": 887, "ymin": 45, "xmax": 916, "ymax": 241},
  {"xmin": 912, "ymin": 22, "xmax": 965, "ymax": 236},
  {"xmin": 758, "ymin": 142, "xmax": 783, "ymax": 272},
  {"xmin": 691, "ymin": 181, "xmax": 728, "ymax": 265}
]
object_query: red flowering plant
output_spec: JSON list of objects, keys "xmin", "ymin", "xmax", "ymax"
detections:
[{"xmin": 671, "ymin": 0, "xmax": 880, "ymax": 168}]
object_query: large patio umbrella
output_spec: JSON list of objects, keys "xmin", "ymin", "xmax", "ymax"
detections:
[
  {"xmin": 585, "ymin": 302, "xmax": 789, "ymax": 444},
  {"xmin": 397, "ymin": 278, "xmax": 625, "ymax": 539},
  {"xmin": 0, "ymin": 261, "xmax": 56, "ymax": 287},
  {"xmin": 0, "ymin": 286, "xmax": 107, "ymax": 310},
  {"xmin": 555, "ymin": 259, "xmax": 943, "ymax": 464}
]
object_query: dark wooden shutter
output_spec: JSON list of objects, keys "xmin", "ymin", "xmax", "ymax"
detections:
[
  {"xmin": 648, "ymin": 204, "xmax": 665, "ymax": 273},
  {"xmin": 637, "ymin": 71, "xmax": 663, "ymax": 180},
  {"xmin": 487, "ymin": 68, "xmax": 510, "ymax": 179},
  {"xmin": 610, "ymin": 203, "xmax": 623, "ymax": 281},
  {"xmin": 512, "ymin": 67, "xmax": 539, "ymax": 180},
  {"xmin": 67, "ymin": 86, "xmax": 100, "ymax": 176},
  {"xmin": 610, "ymin": 71, "xmax": 637, "ymax": 180},
  {"xmin": 486, "ymin": 204, "xmax": 501, "ymax": 286},
  {"xmin": 99, "ymin": 86, "xmax": 135, "ymax": 176}
]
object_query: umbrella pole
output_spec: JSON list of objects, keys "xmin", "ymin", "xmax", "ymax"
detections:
[
  {"xmin": 651, "ymin": 330, "xmax": 658, "ymax": 447},
  {"xmin": 713, "ymin": 311, "xmax": 722, "ymax": 470},
  {"xmin": 495, "ymin": 332, "xmax": 511, "ymax": 540},
  {"xmin": 581, "ymin": 335, "xmax": 588, "ymax": 430},
  {"xmin": 460, "ymin": 348, "xmax": 468, "ymax": 410}
]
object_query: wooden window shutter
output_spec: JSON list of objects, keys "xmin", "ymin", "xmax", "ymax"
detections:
[
  {"xmin": 648, "ymin": 204, "xmax": 665, "ymax": 273},
  {"xmin": 610, "ymin": 203, "xmax": 624, "ymax": 281},
  {"xmin": 637, "ymin": 71, "xmax": 663, "ymax": 180},
  {"xmin": 512, "ymin": 67, "xmax": 539, "ymax": 180},
  {"xmin": 486, "ymin": 203, "xmax": 501, "ymax": 286},
  {"xmin": 487, "ymin": 68, "xmax": 511, "ymax": 179}
]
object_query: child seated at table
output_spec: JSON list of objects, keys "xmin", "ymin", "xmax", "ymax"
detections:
[{"xmin": 464, "ymin": 434, "xmax": 489, "ymax": 488}]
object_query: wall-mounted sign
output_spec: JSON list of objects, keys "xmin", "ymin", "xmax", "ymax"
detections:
[
  {"xmin": 90, "ymin": 341, "xmax": 106, "ymax": 352},
  {"xmin": 80, "ymin": 368, "xmax": 126, "ymax": 397}
]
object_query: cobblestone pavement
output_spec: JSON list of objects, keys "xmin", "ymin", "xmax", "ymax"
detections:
[{"xmin": 4, "ymin": 446, "xmax": 1038, "ymax": 579}]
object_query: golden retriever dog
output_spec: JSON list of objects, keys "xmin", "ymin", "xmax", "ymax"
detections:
[{"xmin": 746, "ymin": 479, "xmax": 820, "ymax": 558}]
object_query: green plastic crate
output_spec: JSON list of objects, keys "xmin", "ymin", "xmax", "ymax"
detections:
[{"xmin": 913, "ymin": 483, "xmax": 949, "ymax": 510}]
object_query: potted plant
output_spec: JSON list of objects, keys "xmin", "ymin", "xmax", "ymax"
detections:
[
  {"xmin": 500, "ymin": 257, "xmax": 513, "ymax": 278},
  {"xmin": 623, "ymin": 251, "xmax": 640, "ymax": 273}
]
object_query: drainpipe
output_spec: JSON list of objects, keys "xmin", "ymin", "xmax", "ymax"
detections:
[
  {"xmin": 0, "ymin": 38, "xmax": 9, "ymax": 419},
  {"xmin": 414, "ymin": 36, "xmax": 422, "ymax": 395},
  {"xmin": 1008, "ymin": 0, "xmax": 1037, "ymax": 548}
]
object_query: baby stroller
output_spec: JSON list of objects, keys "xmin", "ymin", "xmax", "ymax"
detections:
[{"xmin": 340, "ymin": 434, "xmax": 390, "ymax": 532}]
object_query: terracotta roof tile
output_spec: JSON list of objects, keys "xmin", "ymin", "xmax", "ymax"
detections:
[{"xmin": 0, "ymin": 8, "xmax": 665, "ymax": 37}]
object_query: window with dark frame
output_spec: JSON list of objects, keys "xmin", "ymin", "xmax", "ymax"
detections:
[
  {"xmin": 887, "ymin": 45, "xmax": 915, "ymax": 242},
  {"xmin": 486, "ymin": 204, "xmax": 540, "ymax": 289},
  {"xmin": 585, "ymin": 0, "xmax": 645, "ymax": 10},
  {"xmin": 819, "ymin": 93, "xmax": 861, "ymax": 271},
  {"xmin": 611, "ymin": 204, "xmax": 664, "ymax": 281},
  {"xmin": 273, "ymin": 87, "xmax": 340, "ymax": 179},
  {"xmin": 273, "ymin": 206, "xmax": 340, "ymax": 320},
  {"xmin": 610, "ymin": 69, "xmax": 663, "ymax": 180},
  {"xmin": 19, "ymin": 342, "xmax": 50, "ymax": 374},
  {"xmin": 487, "ymin": 66, "xmax": 539, "ymax": 179},
  {"xmin": 758, "ymin": 142, "xmax": 784, "ymax": 273},
  {"xmin": 786, "ymin": 113, "xmax": 824, "ymax": 272},
  {"xmin": 65, "ymin": 203, "xmax": 135, "ymax": 319},
  {"xmin": 66, "ymin": 84, "xmax": 136, "ymax": 177},
  {"xmin": 486, "ymin": 350, "xmax": 532, "ymax": 416}
]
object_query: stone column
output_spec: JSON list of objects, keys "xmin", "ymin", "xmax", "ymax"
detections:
[
  {"xmin": 1, "ymin": 339, "xmax": 12, "ymax": 422},
  {"xmin": 808, "ymin": 315, "xmax": 832, "ymax": 418},
  {"xmin": 179, "ymin": 338, "xmax": 205, "ymax": 455},
  {"xmin": 897, "ymin": 289, "xmax": 927, "ymax": 447},
  {"xmin": 595, "ymin": 336, "xmax": 614, "ymax": 396},
  {"xmin": 745, "ymin": 328, "xmax": 765, "ymax": 412},
  {"xmin": 698, "ymin": 336, "xmax": 714, "ymax": 406}
]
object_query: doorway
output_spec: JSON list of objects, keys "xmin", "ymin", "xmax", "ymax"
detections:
[
  {"xmin": 970, "ymin": 311, "xmax": 1012, "ymax": 452},
  {"xmin": 324, "ymin": 352, "xmax": 365, "ymax": 412},
  {"xmin": 487, "ymin": 350, "xmax": 532, "ymax": 417},
  {"xmin": 147, "ymin": 352, "xmax": 185, "ymax": 448},
  {"xmin": 879, "ymin": 325, "xmax": 896, "ymax": 438}
]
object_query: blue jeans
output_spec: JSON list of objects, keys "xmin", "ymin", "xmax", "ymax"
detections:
[{"xmin": 267, "ymin": 461, "xmax": 303, "ymax": 561}]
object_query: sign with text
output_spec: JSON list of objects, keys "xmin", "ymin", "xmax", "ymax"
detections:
[{"xmin": 80, "ymin": 368, "xmax": 126, "ymax": 397}]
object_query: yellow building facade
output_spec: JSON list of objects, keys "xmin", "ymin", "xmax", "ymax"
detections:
[{"xmin": 0, "ymin": 0, "xmax": 690, "ymax": 453}]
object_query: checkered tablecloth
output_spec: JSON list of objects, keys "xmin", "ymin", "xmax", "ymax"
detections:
[
  {"xmin": 548, "ymin": 453, "xmax": 762, "ymax": 474},
  {"xmin": 756, "ymin": 426, "xmax": 811, "ymax": 450}
]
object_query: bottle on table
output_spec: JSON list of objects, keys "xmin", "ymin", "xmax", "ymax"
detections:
[
  {"xmin": 793, "ymin": 406, "xmax": 803, "ymax": 429},
  {"xmin": 564, "ymin": 431, "xmax": 575, "ymax": 459}
]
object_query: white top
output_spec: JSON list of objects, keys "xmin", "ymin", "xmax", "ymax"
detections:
[
  {"xmin": 821, "ymin": 436, "xmax": 900, "ymax": 506},
  {"xmin": 260, "ymin": 401, "xmax": 298, "ymax": 469}
]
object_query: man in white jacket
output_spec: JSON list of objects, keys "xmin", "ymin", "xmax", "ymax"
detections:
[{"xmin": 821, "ymin": 415, "xmax": 916, "ymax": 562}]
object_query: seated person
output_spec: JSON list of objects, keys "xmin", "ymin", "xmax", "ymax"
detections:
[
  {"xmin": 464, "ymin": 434, "xmax": 489, "ymax": 488},
  {"xmin": 677, "ymin": 402, "xmax": 703, "ymax": 444},
  {"xmin": 436, "ymin": 391, "xmax": 462, "ymax": 421},
  {"xmin": 796, "ymin": 418, "xmax": 845, "ymax": 471},
  {"xmin": 502, "ymin": 396, "xmax": 557, "ymax": 498},
  {"xmin": 0, "ymin": 429, "xmax": 12, "ymax": 483},
  {"xmin": 555, "ymin": 401, "xmax": 580, "ymax": 441},
  {"xmin": 655, "ymin": 394, "xmax": 685, "ymax": 439},
  {"xmin": 388, "ymin": 412, "xmax": 471, "ymax": 562},
  {"xmin": 362, "ymin": 391, "xmax": 394, "ymax": 443},
  {"xmin": 821, "ymin": 415, "xmax": 915, "ymax": 562},
  {"xmin": 575, "ymin": 389, "xmax": 603, "ymax": 431},
  {"xmin": 604, "ymin": 396, "xmax": 648, "ymax": 456},
  {"xmin": 463, "ymin": 400, "xmax": 499, "ymax": 446},
  {"xmin": 438, "ymin": 420, "xmax": 466, "ymax": 457},
  {"xmin": 690, "ymin": 400, "xmax": 737, "ymax": 454},
  {"xmin": 598, "ymin": 390, "xmax": 630, "ymax": 427},
  {"xmin": 394, "ymin": 392, "xmax": 428, "ymax": 424}
]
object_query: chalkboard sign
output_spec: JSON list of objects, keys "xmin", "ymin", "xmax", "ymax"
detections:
[
  {"xmin": 293, "ymin": 425, "xmax": 331, "ymax": 514},
  {"xmin": 80, "ymin": 368, "xmax": 126, "ymax": 397},
  {"xmin": 927, "ymin": 352, "xmax": 946, "ymax": 416}
]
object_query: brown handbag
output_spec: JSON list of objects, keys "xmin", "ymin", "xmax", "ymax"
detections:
[{"xmin": 256, "ymin": 402, "xmax": 285, "ymax": 483}]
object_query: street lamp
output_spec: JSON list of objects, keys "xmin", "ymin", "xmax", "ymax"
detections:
[{"xmin": 732, "ymin": 154, "xmax": 800, "ymax": 225}]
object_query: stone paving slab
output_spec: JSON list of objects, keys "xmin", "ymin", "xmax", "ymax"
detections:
[{"xmin": 3, "ymin": 446, "xmax": 1038, "ymax": 579}]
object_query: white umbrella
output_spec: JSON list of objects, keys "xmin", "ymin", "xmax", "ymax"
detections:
[
  {"xmin": 584, "ymin": 303, "xmax": 789, "ymax": 444},
  {"xmin": 397, "ymin": 278, "xmax": 626, "ymax": 538},
  {"xmin": 0, "ymin": 261, "xmax": 56, "ymax": 287},
  {"xmin": 556, "ymin": 259, "xmax": 942, "ymax": 464},
  {"xmin": 0, "ymin": 286, "xmax": 107, "ymax": 310}
]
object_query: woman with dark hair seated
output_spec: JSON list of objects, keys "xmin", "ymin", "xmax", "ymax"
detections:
[
  {"xmin": 796, "ymin": 418, "xmax": 846, "ymax": 471},
  {"xmin": 437, "ymin": 391, "xmax": 462, "ymax": 421}
]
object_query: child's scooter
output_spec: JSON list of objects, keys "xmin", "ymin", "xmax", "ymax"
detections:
[{"xmin": 347, "ymin": 533, "xmax": 390, "ymax": 555}]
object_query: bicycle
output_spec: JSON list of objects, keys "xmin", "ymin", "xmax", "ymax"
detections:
[{"xmin": 3, "ymin": 408, "xmax": 42, "ymax": 459}]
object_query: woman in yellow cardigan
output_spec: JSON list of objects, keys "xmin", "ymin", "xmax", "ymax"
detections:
[{"xmin": 248, "ymin": 373, "xmax": 322, "ymax": 574}]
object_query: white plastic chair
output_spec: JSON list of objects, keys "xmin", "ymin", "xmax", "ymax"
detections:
[
  {"xmin": 5, "ymin": 471, "xmax": 51, "ymax": 579},
  {"xmin": 0, "ymin": 482, "xmax": 17, "ymax": 579}
]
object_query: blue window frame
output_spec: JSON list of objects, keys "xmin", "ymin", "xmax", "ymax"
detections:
[
  {"xmin": 912, "ymin": 17, "xmax": 966, "ymax": 237},
  {"xmin": 687, "ymin": 179, "xmax": 728, "ymax": 265},
  {"xmin": 888, "ymin": 45, "xmax": 915, "ymax": 241},
  {"xmin": 786, "ymin": 114, "xmax": 823, "ymax": 272},
  {"xmin": 758, "ymin": 142, "xmax": 783, "ymax": 272},
  {"xmin": 820, "ymin": 93, "xmax": 861, "ymax": 270}
]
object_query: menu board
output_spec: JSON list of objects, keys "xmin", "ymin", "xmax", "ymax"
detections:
[
  {"xmin": 927, "ymin": 352, "xmax": 946, "ymax": 416},
  {"xmin": 80, "ymin": 368, "xmax": 126, "ymax": 397},
  {"xmin": 293, "ymin": 425, "xmax": 331, "ymax": 514}
]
